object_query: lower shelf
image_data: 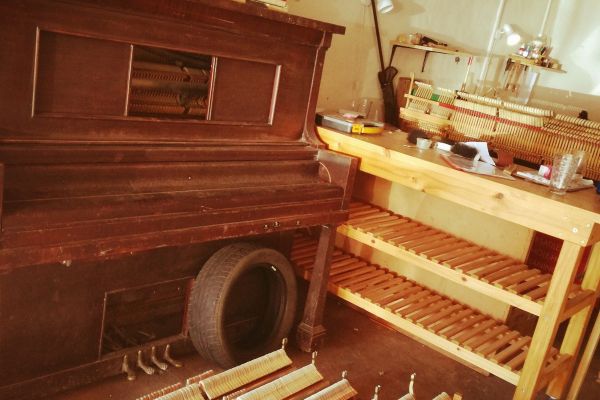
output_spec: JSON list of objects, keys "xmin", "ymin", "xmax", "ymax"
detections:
[{"xmin": 291, "ymin": 234, "xmax": 570, "ymax": 388}]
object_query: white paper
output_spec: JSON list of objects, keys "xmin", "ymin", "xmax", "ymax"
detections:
[{"xmin": 464, "ymin": 142, "xmax": 496, "ymax": 166}]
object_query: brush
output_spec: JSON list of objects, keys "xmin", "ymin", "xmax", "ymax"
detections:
[
  {"xmin": 450, "ymin": 143, "xmax": 479, "ymax": 159},
  {"xmin": 407, "ymin": 129, "xmax": 428, "ymax": 144}
]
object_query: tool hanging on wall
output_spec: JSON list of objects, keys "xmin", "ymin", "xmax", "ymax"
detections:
[{"xmin": 370, "ymin": 0, "xmax": 399, "ymax": 126}]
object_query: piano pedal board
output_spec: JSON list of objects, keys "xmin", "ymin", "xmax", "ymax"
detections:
[{"xmin": 121, "ymin": 344, "xmax": 184, "ymax": 382}]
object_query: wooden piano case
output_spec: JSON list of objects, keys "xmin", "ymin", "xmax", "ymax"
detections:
[{"xmin": 0, "ymin": 1, "xmax": 356, "ymax": 398}]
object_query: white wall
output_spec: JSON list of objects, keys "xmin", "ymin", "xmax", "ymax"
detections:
[
  {"xmin": 288, "ymin": 0, "xmax": 600, "ymax": 120},
  {"xmin": 287, "ymin": 0, "xmax": 374, "ymax": 112}
]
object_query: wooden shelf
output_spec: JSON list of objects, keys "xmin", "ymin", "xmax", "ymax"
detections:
[
  {"xmin": 291, "ymin": 234, "xmax": 569, "ymax": 387},
  {"xmin": 389, "ymin": 42, "xmax": 475, "ymax": 73},
  {"xmin": 508, "ymin": 56, "xmax": 566, "ymax": 74},
  {"xmin": 336, "ymin": 201, "xmax": 591, "ymax": 316},
  {"xmin": 391, "ymin": 42, "xmax": 473, "ymax": 58}
]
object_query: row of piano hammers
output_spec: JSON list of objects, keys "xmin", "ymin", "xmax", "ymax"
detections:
[{"xmin": 134, "ymin": 340, "xmax": 462, "ymax": 400}]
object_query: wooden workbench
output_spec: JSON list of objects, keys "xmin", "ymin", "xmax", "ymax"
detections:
[{"xmin": 316, "ymin": 126, "xmax": 600, "ymax": 399}]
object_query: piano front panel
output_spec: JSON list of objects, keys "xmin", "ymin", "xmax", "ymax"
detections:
[
  {"xmin": 0, "ymin": 244, "xmax": 216, "ymax": 386},
  {"xmin": 210, "ymin": 57, "xmax": 280, "ymax": 123},
  {"xmin": 0, "ymin": 0, "xmax": 324, "ymax": 142},
  {"xmin": 35, "ymin": 31, "xmax": 131, "ymax": 117}
]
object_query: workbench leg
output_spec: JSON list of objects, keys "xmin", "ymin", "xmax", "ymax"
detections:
[
  {"xmin": 513, "ymin": 241, "xmax": 585, "ymax": 400},
  {"xmin": 565, "ymin": 309, "xmax": 600, "ymax": 400},
  {"xmin": 547, "ymin": 242, "xmax": 600, "ymax": 398},
  {"xmin": 297, "ymin": 224, "xmax": 336, "ymax": 352}
]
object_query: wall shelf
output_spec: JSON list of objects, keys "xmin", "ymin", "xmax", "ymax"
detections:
[
  {"xmin": 389, "ymin": 42, "xmax": 475, "ymax": 73},
  {"xmin": 508, "ymin": 55, "xmax": 566, "ymax": 74},
  {"xmin": 291, "ymin": 234, "xmax": 569, "ymax": 387}
]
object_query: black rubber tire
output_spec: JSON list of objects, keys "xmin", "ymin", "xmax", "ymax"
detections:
[{"xmin": 187, "ymin": 242, "xmax": 297, "ymax": 367}]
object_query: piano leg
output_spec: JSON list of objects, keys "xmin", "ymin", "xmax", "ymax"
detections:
[
  {"xmin": 0, "ymin": 163, "xmax": 3, "ymax": 231},
  {"xmin": 296, "ymin": 224, "xmax": 336, "ymax": 352}
]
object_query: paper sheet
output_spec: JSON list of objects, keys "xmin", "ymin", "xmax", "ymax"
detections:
[{"xmin": 463, "ymin": 142, "xmax": 495, "ymax": 166}]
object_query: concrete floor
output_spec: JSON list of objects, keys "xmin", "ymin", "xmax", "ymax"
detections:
[{"xmin": 50, "ymin": 297, "xmax": 599, "ymax": 400}]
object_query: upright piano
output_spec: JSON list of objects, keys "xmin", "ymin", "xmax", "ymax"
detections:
[{"xmin": 0, "ymin": 1, "xmax": 356, "ymax": 398}]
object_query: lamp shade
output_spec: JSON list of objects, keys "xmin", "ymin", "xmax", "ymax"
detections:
[
  {"xmin": 501, "ymin": 24, "xmax": 521, "ymax": 46},
  {"xmin": 376, "ymin": 0, "xmax": 394, "ymax": 13}
]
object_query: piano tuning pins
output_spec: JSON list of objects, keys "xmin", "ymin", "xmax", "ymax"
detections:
[
  {"xmin": 121, "ymin": 355, "xmax": 136, "ymax": 381},
  {"xmin": 151, "ymin": 346, "xmax": 169, "ymax": 371},
  {"xmin": 164, "ymin": 344, "xmax": 183, "ymax": 368},
  {"xmin": 137, "ymin": 350, "xmax": 156, "ymax": 375},
  {"xmin": 371, "ymin": 384, "xmax": 381, "ymax": 400}
]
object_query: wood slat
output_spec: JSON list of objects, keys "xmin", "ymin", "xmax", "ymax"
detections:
[
  {"xmin": 412, "ymin": 237, "xmax": 461, "ymax": 255},
  {"xmin": 417, "ymin": 304, "xmax": 463, "ymax": 328},
  {"xmin": 443, "ymin": 249, "xmax": 496, "ymax": 269},
  {"xmin": 429, "ymin": 245, "xmax": 478, "ymax": 262},
  {"xmin": 492, "ymin": 337, "xmax": 531, "ymax": 364},
  {"xmin": 378, "ymin": 285, "xmax": 422, "ymax": 307},
  {"xmin": 455, "ymin": 255, "xmax": 507, "ymax": 273},
  {"xmin": 476, "ymin": 330, "xmax": 522, "ymax": 357},
  {"xmin": 388, "ymin": 290, "xmax": 431, "ymax": 312},
  {"xmin": 465, "ymin": 325, "xmax": 510, "ymax": 351},
  {"xmin": 339, "ymin": 270, "xmax": 387, "ymax": 289},
  {"xmin": 379, "ymin": 224, "xmax": 426, "ymax": 240},
  {"xmin": 450, "ymin": 320, "xmax": 498, "ymax": 344},
  {"xmin": 355, "ymin": 215, "xmax": 401, "ymax": 231},
  {"xmin": 346, "ymin": 211, "xmax": 389, "ymax": 225},
  {"xmin": 369, "ymin": 218, "xmax": 412, "ymax": 235},
  {"xmin": 391, "ymin": 230, "xmax": 438, "ymax": 247},
  {"xmin": 365, "ymin": 281, "xmax": 414, "ymax": 304},
  {"xmin": 482, "ymin": 264, "xmax": 527, "ymax": 284},
  {"xmin": 471, "ymin": 259, "xmax": 520, "ymax": 278},
  {"xmin": 330, "ymin": 260, "xmax": 368, "ymax": 275},
  {"xmin": 331, "ymin": 266, "xmax": 377, "ymax": 284},
  {"xmin": 407, "ymin": 299, "xmax": 452, "ymax": 323},
  {"xmin": 398, "ymin": 295, "xmax": 442, "ymax": 317},
  {"xmin": 404, "ymin": 233, "xmax": 449, "ymax": 251},
  {"xmin": 510, "ymin": 275, "xmax": 551, "ymax": 294},
  {"xmin": 436, "ymin": 315, "xmax": 488, "ymax": 340},
  {"xmin": 523, "ymin": 284, "xmax": 550, "ymax": 301},
  {"xmin": 346, "ymin": 273, "xmax": 395, "ymax": 292},
  {"xmin": 360, "ymin": 276, "xmax": 407, "ymax": 298},
  {"xmin": 506, "ymin": 349, "xmax": 529, "ymax": 371},
  {"xmin": 430, "ymin": 309, "xmax": 475, "ymax": 334}
]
